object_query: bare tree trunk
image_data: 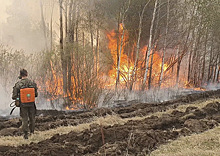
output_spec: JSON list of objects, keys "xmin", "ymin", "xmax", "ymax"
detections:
[
  {"xmin": 67, "ymin": 0, "xmax": 74, "ymax": 99},
  {"xmin": 187, "ymin": 26, "xmax": 195, "ymax": 84},
  {"xmin": 217, "ymin": 52, "xmax": 220, "ymax": 83},
  {"xmin": 115, "ymin": 0, "xmax": 131, "ymax": 90},
  {"xmin": 192, "ymin": 49, "xmax": 197, "ymax": 86},
  {"xmin": 116, "ymin": 24, "xmax": 125, "ymax": 89},
  {"xmin": 190, "ymin": 21, "xmax": 199, "ymax": 86},
  {"xmin": 147, "ymin": 5, "xmax": 160, "ymax": 90},
  {"xmin": 201, "ymin": 28, "xmax": 208, "ymax": 85},
  {"xmin": 48, "ymin": 0, "xmax": 55, "ymax": 108},
  {"xmin": 213, "ymin": 65, "xmax": 218, "ymax": 83},
  {"xmin": 129, "ymin": 0, "xmax": 151, "ymax": 91},
  {"xmin": 82, "ymin": 32, "xmax": 85, "ymax": 47},
  {"xmin": 142, "ymin": 0, "xmax": 158, "ymax": 90},
  {"xmin": 195, "ymin": 28, "xmax": 202, "ymax": 86},
  {"xmin": 69, "ymin": 0, "xmax": 75, "ymax": 43},
  {"xmin": 217, "ymin": 58, "xmax": 220, "ymax": 83},
  {"xmin": 89, "ymin": 13, "xmax": 94, "ymax": 49},
  {"xmin": 217, "ymin": 67, "xmax": 220, "ymax": 83},
  {"xmin": 59, "ymin": 0, "xmax": 68, "ymax": 103},
  {"xmin": 40, "ymin": 0, "xmax": 48, "ymax": 51},
  {"xmin": 75, "ymin": 8, "xmax": 81, "ymax": 99},
  {"xmin": 188, "ymin": 49, "xmax": 192, "ymax": 83},
  {"xmin": 159, "ymin": 0, "xmax": 169, "ymax": 88},
  {"xmin": 148, "ymin": 49, "xmax": 155, "ymax": 89},
  {"xmin": 65, "ymin": 1, "xmax": 68, "ymax": 40},
  {"xmin": 116, "ymin": 12, "xmax": 120, "ymax": 78},
  {"xmin": 213, "ymin": 54, "xmax": 219, "ymax": 83},
  {"xmin": 95, "ymin": 28, "xmax": 99, "ymax": 75},
  {"xmin": 176, "ymin": 45, "xmax": 180, "ymax": 86},
  {"xmin": 50, "ymin": 0, "xmax": 55, "ymax": 51},
  {"xmin": 88, "ymin": 12, "xmax": 94, "ymax": 75},
  {"xmin": 208, "ymin": 36, "xmax": 214, "ymax": 84}
]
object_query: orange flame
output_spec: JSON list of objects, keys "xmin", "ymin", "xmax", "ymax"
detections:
[
  {"xmin": 106, "ymin": 24, "xmax": 135, "ymax": 87},
  {"xmin": 65, "ymin": 106, "xmax": 75, "ymax": 110},
  {"xmin": 106, "ymin": 24, "xmax": 189, "ymax": 89}
]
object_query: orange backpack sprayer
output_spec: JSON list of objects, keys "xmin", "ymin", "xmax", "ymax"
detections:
[
  {"xmin": 10, "ymin": 87, "xmax": 35, "ymax": 115},
  {"xmin": 20, "ymin": 88, "xmax": 35, "ymax": 103}
]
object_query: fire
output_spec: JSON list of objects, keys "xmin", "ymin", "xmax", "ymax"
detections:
[
  {"xmin": 106, "ymin": 24, "xmax": 188, "ymax": 89},
  {"xmin": 42, "ymin": 24, "xmax": 203, "ymax": 109},
  {"xmin": 106, "ymin": 23, "xmax": 133, "ymax": 86},
  {"xmin": 193, "ymin": 88, "xmax": 206, "ymax": 91},
  {"xmin": 45, "ymin": 60, "xmax": 63, "ymax": 100},
  {"xmin": 65, "ymin": 106, "xmax": 75, "ymax": 110},
  {"xmin": 184, "ymin": 81, "xmax": 206, "ymax": 91}
]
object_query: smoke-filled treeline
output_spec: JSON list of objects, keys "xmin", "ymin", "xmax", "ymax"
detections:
[{"xmin": 0, "ymin": 0, "xmax": 219, "ymax": 109}]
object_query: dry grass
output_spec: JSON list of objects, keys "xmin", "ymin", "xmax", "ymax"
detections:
[
  {"xmin": 150, "ymin": 126, "xmax": 220, "ymax": 156},
  {"xmin": 0, "ymin": 98, "xmax": 219, "ymax": 147}
]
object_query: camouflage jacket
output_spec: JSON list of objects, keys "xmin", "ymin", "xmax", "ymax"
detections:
[{"xmin": 12, "ymin": 78, "xmax": 38, "ymax": 101}]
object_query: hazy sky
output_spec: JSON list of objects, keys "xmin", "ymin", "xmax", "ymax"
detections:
[
  {"xmin": 0, "ymin": 0, "xmax": 12, "ymax": 24},
  {"xmin": 0, "ymin": 0, "xmax": 59, "ymax": 53}
]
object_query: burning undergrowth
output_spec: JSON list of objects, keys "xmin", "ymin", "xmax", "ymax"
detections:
[
  {"xmin": 38, "ymin": 25, "xmax": 213, "ymax": 110},
  {"xmin": 0, "ymin": 25, "xmax": 218, "ymax": 112}
]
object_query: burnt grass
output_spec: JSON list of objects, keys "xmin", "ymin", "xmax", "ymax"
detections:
[{"xmin": 0, "ymin": 89, "xmax": 220, "ymax": 155}]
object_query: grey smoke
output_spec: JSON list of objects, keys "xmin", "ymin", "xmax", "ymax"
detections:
[
  {"xmin": 0, "ymin": 82, "xmax": 19, "ymax": 117},
  {"xmin": 0, "ymin": 0, "xmax": 59, "ymax": 53}
]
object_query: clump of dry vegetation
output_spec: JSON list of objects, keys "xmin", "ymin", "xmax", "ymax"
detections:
[{"xmin": 151, "ymin": 126, "xmax": 220, "ymax": 156}]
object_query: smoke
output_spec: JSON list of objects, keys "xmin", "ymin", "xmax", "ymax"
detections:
[
  {"xmin": 0, "ymin": 0, "xmax": 59, "ymax": 53},
  {"xmin": 98, "ymin": 87, "xmax": 207, "ymax": 108},
  {"xmin": 206, "ymin": 83, "xmax": 220, "ymax": 90},
  {"xmin": 0, "ymin": 82, "xmax": 19, "ymax": 117},
  {"xmin": 0, "ymin": 0, "xmax": 12, "ymax": 24}
]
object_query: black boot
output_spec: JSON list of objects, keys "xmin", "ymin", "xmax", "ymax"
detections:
[
  {"xmin": 30, "ymin": 131, "xmax": 34, "ymax": 135},
  {"xmin": 24, "ymin": 132, "xmax": 28, "ymax": 139},
  {"xmin": 30, "ymin": 128, "xmax": 34, "ymax": 134}
]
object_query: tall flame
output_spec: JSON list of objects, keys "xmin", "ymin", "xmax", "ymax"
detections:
[
  {"xmin": 43, "ymin": 24, "xmax": 205, "ymax": 110},
  {"xmin": 106, "ymin": 23, "xmax": 134, "ymax": 86},
  {"xmin": 106, "ymin": 24, "xmax": 189, "ymax": 89}
]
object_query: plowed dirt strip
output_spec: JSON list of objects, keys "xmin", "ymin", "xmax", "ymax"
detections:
[
  {"xmin": 0, "ymin": 98, "xmax": 219, "ymax": 147},
  {"xmin": 0, "ymin": 98, "xmax": 220, "ymax": 146},
  {"xmin": 1, "ymin": 99, "xmax": 220, "ymax": 155},
  {"xmin": 1, "ymin": 90, "xmax": 220, "ymax": 137}
]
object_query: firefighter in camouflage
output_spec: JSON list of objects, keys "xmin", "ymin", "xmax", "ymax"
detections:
[{"xmin": 12, "ymin": 69, "xmax": 38, "ymax": 139}]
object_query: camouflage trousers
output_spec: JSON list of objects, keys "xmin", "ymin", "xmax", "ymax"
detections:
[{"xmin": 20, "ymin": 103, "xmax": 36, "ymax": 133}]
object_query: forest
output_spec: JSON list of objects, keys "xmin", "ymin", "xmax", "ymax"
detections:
[{"xmin": 0, "ymin": 0, "xmax": 219, "ymax": 110}]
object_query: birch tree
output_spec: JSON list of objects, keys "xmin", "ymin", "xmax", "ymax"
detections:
[
  {"xmin": 158, "ymin": 0, "xmax": 169, "ymax": 88},
  {"xmin": 142, "ymin": 0, "xmax": 158, "ymax": 90},
  {"xmin": 129, "ymin": 0, "xmax": 151, "ymax": 91},
  {"xmin": 59, "ymin": 0, "xmax": 68, "ymax": 103},
  {"xmin": 115, "ymin": 0, "xmax": 130, "ymax": 90},
  {"xmin": 40, "ymin": 0, "xmax": 48, "ymax": 51}
]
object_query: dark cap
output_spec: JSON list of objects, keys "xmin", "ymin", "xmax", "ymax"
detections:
[{"xmin": 19, "ymin": 69, "xmax": 28, "ymax": 78}]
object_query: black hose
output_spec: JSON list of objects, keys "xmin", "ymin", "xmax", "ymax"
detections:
[
  {"xmin": 9, "ymin": 101, "xmax": 17, "ymax": 115},
  {"xmin": 10, "ymin": 107, "xmax": 17, "ymax": 115},
  {"xmin": 10, "ymin": 101, "xmax": 16, "ymax": 107}
]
